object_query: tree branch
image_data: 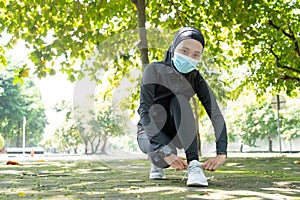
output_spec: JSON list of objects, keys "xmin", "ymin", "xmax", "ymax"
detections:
[
  {"xmin": 281, "ymin": 74, "xmax": 300, "ymax": 82},
  {"xmin": 131, "ymin": 0, "xmax": 137, "ymax": 6},
  {"xmin": 289, "ymin": 26, "xmax": 300, "ymax": 57},
  {"xmin": 268, "ymin": 20, "xmax": 300, "ymax": 57},
  {"xmin": 167, "ymin": 0, "xmax": 187, "ymax": 26},
  {"xmin": 268, "ymin": 20, "xmax": 293, "ymax": 38},
  {"xmin": 270, "ymin": 44, "xmax": 300, "ymax": 74}
]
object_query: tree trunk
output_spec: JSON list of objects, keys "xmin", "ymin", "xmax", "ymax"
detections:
[
  {"xmin": 192, "ymin": 97, "xmax": 202, "ymax": 157},
  {"xmin": 132, "ymin": 0, "xmax": 149, "ymax": 70},
  {"xmin": 84, "ymin": 139, "xmax": 88, "ymax": 154},
  {"xmin": 16, "ymin": 121, "xmax": 21, "ymax": 147},
  {"xmin": 74, "ymin": 147, "xmax": 77, "ymax": 154},
  {"xmin": 268, "ymin": 136, "xmax": 273, "ymax": 152},
  {"xmin": 100, "ymin": 135, "xmax": 108, "ymax": 155},
  {"xmin": 87, "ymin": 137, "xmax": 95, "ymax": 154},
  {"xmin": 94, "ymin": 135, "xmax": 101, "ymax": 153}
]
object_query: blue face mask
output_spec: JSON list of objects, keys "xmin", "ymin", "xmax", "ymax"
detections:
[{"xmin": 172, "ymin": 52, "xmax": 199, "ymax": 74}]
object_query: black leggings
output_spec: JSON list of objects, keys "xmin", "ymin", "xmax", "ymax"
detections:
[{"xmin": 137, "ymin": 95, "xmax": 199, "ymax": 168}]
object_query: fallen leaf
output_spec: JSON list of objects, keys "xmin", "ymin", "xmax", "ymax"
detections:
[
  {"xmin": 18, "ymin": 192, "xmax": 26, "ymax": 197},
  {"xmin": 6, "ymin": 160, "xmax": 20, "ymax": 165}
]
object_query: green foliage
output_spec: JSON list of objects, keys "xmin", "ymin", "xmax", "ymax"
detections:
[
  {"xmin": 281, "ymin": 102, "xmax": 300, "ymax": 140},
  {"xmin": 236, "ymin": 102, "xmax": 277, "ymax": 147},
  {"xmin": 0, "ymin": 59, "xmax": 46, "ymax": 147},
  {"xmin": 0, "ymin": 0, "xmax": 135, "ymax": 80},
  {"xmin": 87, "ymin": 101, "xmax": 130, "ymax": 153},
  {"xmin": 220, "ymin": 0, "xmax": 300, "ymax": 96},
  {"xmin": 49, "ymin": 99, "xmax": 129, "ymax": 154},
  {"xmin": 2, "ymin": 0, "xmax": 299, "ymax": 98},
  {"xmin": 55, "ymin": 123, "xmax": 82, "ymax": 154},
  {"xmin": 0, "ymin": 134, "xmax": 4, "ymax": 148},
  {"xmin": 228, "ymin": 94, "xmax": 300, "ymax": 147}
]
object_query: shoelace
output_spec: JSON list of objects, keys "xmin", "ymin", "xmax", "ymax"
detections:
[
  {"xmin": 182, "ymin": 164, "xmax": 199, "ymax": 181},
  {"xmin": 181, "ymin": 164, "xmax": 214, "ymax": 181}
]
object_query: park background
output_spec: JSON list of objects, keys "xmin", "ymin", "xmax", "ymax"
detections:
[{"xmin": 0, "ymin": 0, "xmax": 299, "ymax": 157}]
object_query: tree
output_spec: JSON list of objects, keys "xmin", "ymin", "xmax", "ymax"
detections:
[
  {"xmin": 51, "ymin": 100, "xmax": 83, "ymax": 153},
  {"xmin": 54, "ymin": 122, "xmax": 82, "ymax": 154},
  {"xmin": 226, "ymin": 93, "xmax": 300, "ymax": 151},
  {"xmin": 52, "ymin": 99, "xmax": 129, "ymax": 154},
  {"xmin": 0, "ymin": 60, "xmax": 47, "ymax": 147},
  {"xmin": 236, "ymin": 102, "xmax": 277, "ymax": 148},
  {"xmin": 89, "ymin": 104, "xmax": 129, "ymax": 154}
]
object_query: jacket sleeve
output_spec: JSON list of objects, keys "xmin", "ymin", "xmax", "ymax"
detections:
[{"xmin": 195, "ymin": 73, "xmax": 228, "ymax": 155}]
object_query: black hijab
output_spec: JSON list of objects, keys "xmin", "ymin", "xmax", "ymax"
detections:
[{"xmin": 163, "ymin": 26, "xmax": 205, "ymax": 65}]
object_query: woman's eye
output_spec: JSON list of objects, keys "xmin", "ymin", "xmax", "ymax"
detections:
[
  {"xmin": 181, "ymin": 50, "xmax": 188, "ymax": 55},
  {"xmin": 193, "ymin": 54, "xmax": 201, "ymax": 59}
]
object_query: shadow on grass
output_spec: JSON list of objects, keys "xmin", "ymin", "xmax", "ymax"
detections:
[{"xmin": 0, "ymin": 156, "xmax": 299, "ymax": 199}]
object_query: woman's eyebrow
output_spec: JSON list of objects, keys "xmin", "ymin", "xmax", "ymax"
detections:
[
  {"xmin": 180, "ymin": 46, "xmax": 190, "ymax": 50},
  {"xmin": 180, "ymin": 46, "xmax": 201, "ymax": 54}
]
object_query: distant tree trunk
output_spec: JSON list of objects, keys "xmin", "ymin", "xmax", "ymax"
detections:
[
  {"xmin": 100, "ymin": 135, "xmax": 108, "ymax": 155},
  {"xmin": 268, "ymin": 136, "xmax": 273, "ymax": 152},
  {"xmin": 74, "ymin": 147, "xmax": 77, "ymax": 154},
  {"xmin": 94, "ymin": 136, "xmax": 101, "ymax": 153},
  {"xmin": 83, "ymin": 139, "xmax": 88, "ymax": 154},
  {"xmin": 240, "ymin": 144, "xmax": 243, "ymax": 152},
  {"xmin": 132, "ymin": 0, "xmax": 149, "ymax": 70},
  {"xmin": 192, "ymin": 97, "xmax": 202, "ymax": 156},
  {"xmin": 16, "ymin": 121, "xmax": 21, "ymax": 147},
  {"xmin": 87, "ymin": 137, "xmax": 95, "ymax": 153}
]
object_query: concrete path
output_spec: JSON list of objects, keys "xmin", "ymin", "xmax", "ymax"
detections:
[{"xmin": 1, "ymin": 149, "xmax": 299, "ymax": 163}]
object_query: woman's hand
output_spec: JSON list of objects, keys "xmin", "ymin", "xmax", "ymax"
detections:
[
  {"xmin": 202, "ymin": 155, "xmax": 227, "ymax": 171},
  {"xmin": 163, "ymin": 154, "xmax": 188, "ymax": 171}
]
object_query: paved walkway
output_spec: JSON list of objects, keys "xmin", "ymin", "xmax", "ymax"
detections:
[
  {"xmin": 0, "ymin": 149, "xmax": 148, "ymax": 162},
  {"xmin": 1, "ymin": 149, "xmax": 299, "ymax": 163}
]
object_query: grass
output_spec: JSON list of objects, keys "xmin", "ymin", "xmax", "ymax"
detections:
[{"xmin": 0, "ymin": 156, "xmax": 299, "ymax": 199}]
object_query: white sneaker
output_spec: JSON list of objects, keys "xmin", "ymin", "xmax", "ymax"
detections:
[
  {"xmin": 187, "ymin": 160, "xmax": 208, "ymax": 187},
  {"xmin": 149, "ymin": 163, "xmax": 166, "ymax": 179}
]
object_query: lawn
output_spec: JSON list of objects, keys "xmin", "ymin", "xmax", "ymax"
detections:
[{"xmin": 0, "ymin": 156, "xmax": 299, "ymax": 199}]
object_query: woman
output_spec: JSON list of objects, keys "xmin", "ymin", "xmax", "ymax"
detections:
[{"xmin": 137, "ymin": 26, "xmax": 227, "ymax": 186}]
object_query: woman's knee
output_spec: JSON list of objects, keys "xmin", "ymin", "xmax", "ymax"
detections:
[{"xmin": 137, "ymin": 132, "xmax": 154, "ymax": 154}]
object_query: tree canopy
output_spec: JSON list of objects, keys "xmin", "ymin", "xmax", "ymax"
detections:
[{"xmin": 0, "ymin": 0, "xmax": 299, "ymax": 98}]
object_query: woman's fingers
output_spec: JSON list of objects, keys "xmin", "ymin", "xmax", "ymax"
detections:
[
  {"xmin": 202, "ymin": 155, "xmax": 226, "ymax": 171},
  {"xmin": 173, "ymin": 157, "xmax": 188, "ymax": 170},
  {"xmin": 164, "ymin": 154, "xmax": 188, "ymax": 171}
]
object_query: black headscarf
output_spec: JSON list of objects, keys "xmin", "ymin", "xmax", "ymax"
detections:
[{"xmin": 163, "ymin": 26, "xmax": 205, "ymax": 65}]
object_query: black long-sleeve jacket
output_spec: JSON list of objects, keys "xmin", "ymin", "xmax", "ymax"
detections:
[{"xmin": 137, "ymin": 62, "xmax": 228, "ymax": 155}]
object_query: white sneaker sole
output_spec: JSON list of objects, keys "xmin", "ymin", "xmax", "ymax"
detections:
[{"xmin": 187, "ymin": 181, "xmax": 208, "ymax": 187}]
